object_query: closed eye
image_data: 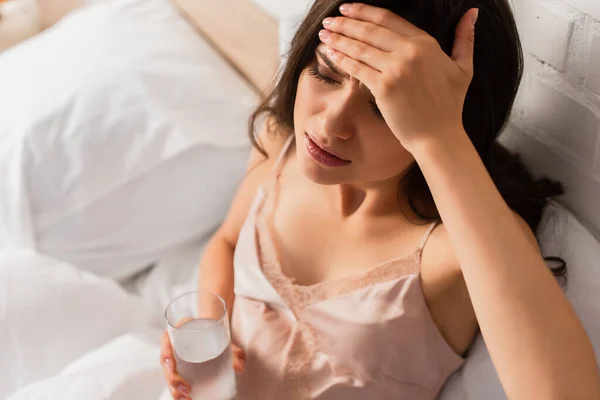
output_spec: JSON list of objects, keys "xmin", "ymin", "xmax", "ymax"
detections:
[
  {"xmin": 308, "ymin": 65, "xmax": 339, "ymax": 85},
  {"xmin": 309, "ymin": 63, "xmax": 383, "ymax": 119}
]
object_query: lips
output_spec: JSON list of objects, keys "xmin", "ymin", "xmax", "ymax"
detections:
[{"xmin": 304, "ymin": 133, "xmax": 351, "ymax": 167}]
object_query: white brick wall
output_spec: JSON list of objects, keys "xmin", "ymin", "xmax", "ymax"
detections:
[{"xmin": 504, "ymin": 0, "xmax": 600, "ymax": 239}]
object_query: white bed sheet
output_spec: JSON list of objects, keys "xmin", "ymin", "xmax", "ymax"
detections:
[
  {"xmin": 1, "ymin": 0, "xmax": 249, "ymax": 396},
  {"xmin": 122, "ymin": 238, "xmax": 207, "ymax": 328},
  {"xmin": 2, "ymin": 238, "xmax": 207, "ymax": 400}
]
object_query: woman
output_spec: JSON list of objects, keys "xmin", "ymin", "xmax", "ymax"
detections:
[{"xmin": 161, "ymin": 0, "xmax": 600, "ymax": 399}]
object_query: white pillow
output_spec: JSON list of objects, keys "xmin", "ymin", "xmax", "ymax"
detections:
[
  {"xmin": 439, "ymin": 203, "xmax": 600, "ymax": 399},
  {"xmin": 0, "ymin": 0, "xmax": 256, "ymax": 279}
]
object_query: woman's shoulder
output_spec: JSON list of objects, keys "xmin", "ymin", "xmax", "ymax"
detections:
[
  {"xmin": 419, "ymin": 222, "xmax": 476, "ymax": 355},
  {"xmin": 248, "ymin": 118, "xmax": 292, "ymax": 172},
  {"xmin": 418, "ymin": 211, "xmax": 540, "ymax": 354},
  {"xmin": 421, "ymin": 223, "xmax": 461, "ymax": 278},
  {"xmin": 217, "ymin": 120, "xmax": 292, "ymax": 245}
]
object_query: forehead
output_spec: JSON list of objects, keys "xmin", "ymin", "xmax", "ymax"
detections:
[{"xmin": 311, "ymin": 45, "xmax": 371, "ymax": 95}]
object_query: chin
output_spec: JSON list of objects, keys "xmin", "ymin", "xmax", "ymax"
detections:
[{"xmin": 298, "ymin": 152, "xmax": 348, "ymax": 186}]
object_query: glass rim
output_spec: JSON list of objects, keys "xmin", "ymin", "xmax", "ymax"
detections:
[{"xmin": 164, "ymin": 290, "xmax": 227, "ymax": 332}]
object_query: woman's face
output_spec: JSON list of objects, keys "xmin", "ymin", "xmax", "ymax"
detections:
[{"xmin": 293, "ymin": 46, "xmax": 414, "ymax": 187}]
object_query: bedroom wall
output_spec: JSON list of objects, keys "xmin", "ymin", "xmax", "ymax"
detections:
[{"xmin": 503, "ymin": 0, "xmax": 600, "ymax": 239}]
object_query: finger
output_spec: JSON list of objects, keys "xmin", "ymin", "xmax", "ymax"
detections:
[
  {"xmin": 164, "ymin": 370, "xmax": 192, "ymax": 397},
  {"xmin": 320, "ymin": 46, "xmax": 379, "ymax": 90},
  {"xmin": 160, "ymin": 354, "xmax": 190, "ymax": 387},
  {"xmin": 160, "ymin": 341, "xmax": 192, "ymax": 395},
  {"xmin": 160, "ymin": 332, "xmax": 177, "ymax": 372},
  {"xmin": 232, "ymin": 345, "xmax": 246, "ymax": 361},
  {"xmin": 318, "ymin": 30, "xmax": 387, "ymax": 72},
  {"xmin": 451, "ymin": 8, "xmax": 478, "ymax": 76},
  {"xmin": 339, "ymin": 3, "xmax": 424, "ymax": 37},
  {"xmin": 322, "ymin": 16, "xmax": 397, "ymax": 52},
  {"xmin": 169, "ymin": 383, "xmax": 191, "ymax": 400},
  {"xmin": 232, "ymin": 345, "xmax": 246, "ymax": 373},
  {"xmin": 160, "ymin": 352, "xmax": 174, "ymax": 374},
  {"xmin": 160, "ymin": 337, "xmax": 175, "ymax": 372},
  {"xmin": 161, "ymin": 331, "xmax": 173, "ymax": 355},
  {"xmin": 161, "ymin": 357, "xmax": 191, "ymax": 392},
  {"xmin": 233, "ymin": 358, "xmax": 245, "ymax": 374}
]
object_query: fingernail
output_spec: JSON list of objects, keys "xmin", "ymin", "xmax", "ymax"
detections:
[
  {"xmin": 322, "ymin": 18, "xmax": 333, "ymax": 27},
  {"xmin": 325, "ymin": 47, "xmax": 337, "ymax": 60},
  {"xmin": 165, "ymin": 358, "xmax": 172, "ymax": 369},
  {"xmin": 179, "ymin": 385, "xmax": 190, "ymax": 394},
  {"xmin": 318, "ymin": 30, "xmax": 331, "ymax": 42},
  {"xmin": 472, "ymin": 9, "xmax": 479, "ymax": 27},
  {"xmin": 339, "ymin": 4, "xmax": 351, "ymax": 14}
]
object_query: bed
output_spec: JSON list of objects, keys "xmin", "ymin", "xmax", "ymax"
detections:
[
  {"xmin": 0, "ymin": 0, "xmax": 598, "ymax": 399},
  {"xmin": 0, "ymin": 0, "xmax": 268, "ymax": 398}
]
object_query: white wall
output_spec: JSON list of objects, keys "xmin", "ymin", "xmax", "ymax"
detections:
[{"xmin": 504, "ymin": 0, "xmax": 600, "ymax": 239}]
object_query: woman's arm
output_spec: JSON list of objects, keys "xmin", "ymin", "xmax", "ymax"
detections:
[
  {"xmin": 196, "ymin": 122, "xmax": 289, "ymax": 319},
  {"xmin": 161, "ymin": 123, "xmax": 288, "ymax": 396},
  {"xmin": 413, "ymin": 131, "xmax": 600, "ymax": 400},
  {"xmin": 197, "ymin": 230, "xmax": 237, "ymax": 319},
  {"xmin": 317, "ymin": 4, "xmax": 600, "ymax": 396}
]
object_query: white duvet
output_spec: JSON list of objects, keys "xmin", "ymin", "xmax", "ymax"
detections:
[
  {"xmin": 0, "ymin": 0, "xmax": 247, "ymax": 397},
  {"xmin": 0, "ymin": 246, "xmax": 205, "ymax": 400},
  {"xmin": 0, "ymin": 251, "xmax": 158, "ymax": 399}
]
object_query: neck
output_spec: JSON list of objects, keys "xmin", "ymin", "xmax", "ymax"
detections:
[{"xmin": 328, "ymin": 174, "xmax": 411, "ymax": 219}]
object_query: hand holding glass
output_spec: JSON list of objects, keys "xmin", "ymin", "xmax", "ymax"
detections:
[{"xmin": 165, "ymin": 291, "xmax": 236, "ymax": 400}]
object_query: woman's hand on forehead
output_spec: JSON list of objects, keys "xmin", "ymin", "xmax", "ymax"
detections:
[{"xmin": 318, "ymin": 2, "xmax": 479, "ymax": 153}]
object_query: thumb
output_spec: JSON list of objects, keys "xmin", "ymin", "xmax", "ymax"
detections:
[
  {"xmin": 451, "ymin": 8, "xmax": 479, "ymax": 76},
  {"xmin": 232, "ymin": 344, "xmax": 246, "ymax": 374}
]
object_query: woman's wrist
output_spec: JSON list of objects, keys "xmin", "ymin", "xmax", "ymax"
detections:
[{"xmin": 406, "ymin": 126, "xmax": 473, "ymax": 163}]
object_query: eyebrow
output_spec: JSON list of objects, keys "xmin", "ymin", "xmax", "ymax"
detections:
[
  {"xmin": 314, "ymin": 49, "xmax": 376, "ymax": 100},
  {"xmin": 316, "ymin": 50, "xmax": 349, "ymax": 79}
]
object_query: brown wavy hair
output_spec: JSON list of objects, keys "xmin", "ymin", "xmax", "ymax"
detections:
[{"xmin": 247, "ymin": 0, "xmax": 566, "ymax": 281}]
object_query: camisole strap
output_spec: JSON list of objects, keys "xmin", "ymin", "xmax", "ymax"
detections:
[
  {"xmin": 272, "ymin": 135, "xmax": 295, "ymax": 176},
  {"xmin": 417, "ymin": 221, "xmax": 439, "ymax": 253}
]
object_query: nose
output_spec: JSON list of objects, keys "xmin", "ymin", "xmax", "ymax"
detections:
[{"xmin": 318, "ymin": 92, "xmax": 356, "ymax": 142}]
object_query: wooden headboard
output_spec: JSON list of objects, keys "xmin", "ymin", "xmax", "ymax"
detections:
[{"xmin": 171, "ymin": 0, "xmax": 280, "ymax": 95}]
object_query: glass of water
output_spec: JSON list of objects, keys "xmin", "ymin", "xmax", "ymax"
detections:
[{"xmin": 165, "ymin": 290, "xmax": 236, "ymax": 400}]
